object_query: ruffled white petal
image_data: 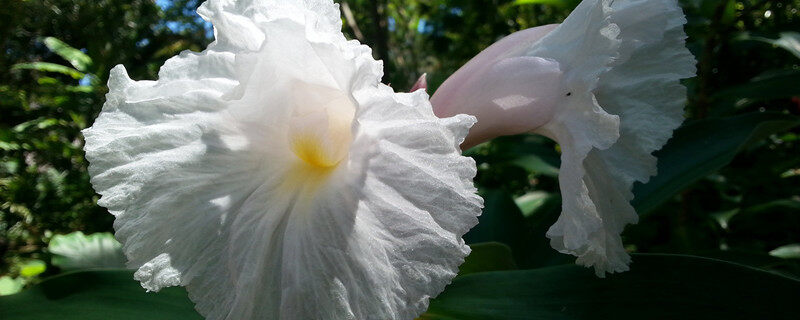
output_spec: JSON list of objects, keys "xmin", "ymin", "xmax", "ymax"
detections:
[
  {"xmin": 84, "ymin": 0, "xmax": 481, "ymax": 319},
  {"xmin": 532, "ymin": 0, "xmax": 696, "ymax": 275}
]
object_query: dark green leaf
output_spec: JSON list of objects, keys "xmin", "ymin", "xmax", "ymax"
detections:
[
  {"xmin": 423, "ymin": 254, "xmax": 800, "ymax": 320},
  {"xmin": 508, "ymin": 155, "xmax": 560, "ymax": 177},
  {"xmin": 501, "ymin": 136, "xmax": 561, "ymax": 177},
  {"xmin": 0, "ymin": 270, "xmax": 201, "ymax": 320},
  {"xmin": 466, "ymin": 189, "xmax": 571, "ymax": 268},
  {"xmin": 633, "ymin": 113, "xmax": 800, "ymax": 214},
  {"xmin": 712, "ymin": 69, "xmax": 800, "ymax": 110},
  {"xmin": 465, "ymin": 190, "xmax": 531, "ymax": 263},
  {"xmin": 459, "ymin": 242, "xmax": 517, "ymax": 276}
]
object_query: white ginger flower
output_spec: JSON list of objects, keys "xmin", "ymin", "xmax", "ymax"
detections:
[
  {"xmin": 83, "ymin": 0, "xmax": 482, "ymax": 319},
  {"xmin": 431, "ymin": 0, "xmax": 696, "ymax": 276}
]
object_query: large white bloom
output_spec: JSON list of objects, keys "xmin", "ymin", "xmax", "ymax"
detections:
[
  {"xmin": 432, "ymin": 0, "xmax": 696, "ymax": 275},
  {"xmin": 83, "ymin": 0, "xmax": 482, "ymax": 319}
]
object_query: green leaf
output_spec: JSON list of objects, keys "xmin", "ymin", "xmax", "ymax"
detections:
[
  {"xmin": 712, "ymin": 69, "xmax": 800, "ymax": 110},
  {"xmin": 43, "ymin": 37, "xmax": 93, "ymax": 72},
  {"xmin": 48, "ymin": 232, "xmax": 126, "ymax": 270},
  {"xmin": 508, "ymin": 155, "xmax": 560, "ymax": 177},
  {"xmin": 501, "ymin": 136, "xmax": 560, "ymax": 177},
  {"xmin": 517, "ymin": 192, "xmax": 573, "ymax": 268},
  {"xmin": 633, "ymin": 113, "xmax": 800, "ymax": 215},
  {"xmin": 0, "ymin": 270, "xmax": 202, "ymax": 320},
  {"xmin": 693, "ymin": 250, "xmax": 800, "ymax": 278},
  {"xmin": 465, "ymin": 190, "xmax": 542, "ymax": 268},
  {"xmin": 465, "ymin": 190, "xmax": 528, "ymax": 250},
  {"xmin": 466, "ymin": 190, "xmax": 571, "ymax": 268},
  {"xmin": 771, "ymin": 244, "xmax": 800, "ymax": 259},
  {"xmin": 514, "ymin": 191, "xmax": 558, "ymax": 218},
  {"xmin": 66, "ymin": 85, "xmax": 96, "ymax": 93},
  {"xmin": 459, "ymin": 242, "xmax": 517, "ymax": 276},
  {"xmin": 423, "ymin": 254, "xmax": 800, "ymax": 320},
  {"xmin": 12, "ymin": 62, "xmax": 85, "ymax": 79}
]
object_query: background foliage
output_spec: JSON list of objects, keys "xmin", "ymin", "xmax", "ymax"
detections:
[{"xmin": 1, "ymin": 0, "xmax": 799, "ymax": 317}]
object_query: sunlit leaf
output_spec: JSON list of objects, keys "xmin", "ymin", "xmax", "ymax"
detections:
[
  {"xmin": 422, "ymin": 254, "xmax": 800, "ymax": 320},
  {"xmin": 11, "ymin": 62, "xmax": 84, "ymax": 79},
  {"xmin": 43, "ymin": 37, "xmax": 93, "ymax": 72},
  {"xmin": 65, "ymin": 85, "xmax": 95, "ymax": 93},
  {"xmin": 514, "ymin": 191, "xmax": 556, "ymax": 218}
]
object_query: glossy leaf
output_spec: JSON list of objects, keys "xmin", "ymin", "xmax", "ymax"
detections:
[
  {"xmin": 423, "ymin": 254, "xmax": 800, "ymax": 320},
  {"xmin": 0, "ymin": 270, "xmax": 201, "ymax": 320},
  {"xmin": 633, "ymin": 113, "xmax": 800, "ymax": 214}
]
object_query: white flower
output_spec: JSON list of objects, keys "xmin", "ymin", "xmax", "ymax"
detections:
[
  {"xmin": 432, "ymin": 0, "xmax": 696, "ymax": 275},
  {"xmin": 83, "ymin": 0, "xmax": 482, "ymax": 319}
]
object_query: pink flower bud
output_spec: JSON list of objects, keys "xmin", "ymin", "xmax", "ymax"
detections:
[{"xmin": 431, "ymin": 25, "xmax": 560, "ymax": 149}]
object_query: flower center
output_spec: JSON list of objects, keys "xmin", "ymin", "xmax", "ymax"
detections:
[{"xmin": 288, "ymin": 82, "xmax": 355, "ymax": 169}]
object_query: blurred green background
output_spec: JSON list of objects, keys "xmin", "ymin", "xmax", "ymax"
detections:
[{"xmin": 1, "ymin": 0, "xmax": 799, "ymax": 314}]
